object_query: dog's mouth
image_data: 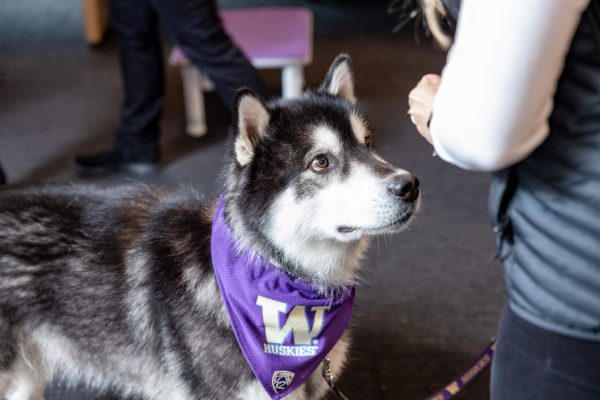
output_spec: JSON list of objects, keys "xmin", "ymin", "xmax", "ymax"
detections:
[{"xmin": 337, "ymin": 212, "xmax": 413, "ymax": 235}]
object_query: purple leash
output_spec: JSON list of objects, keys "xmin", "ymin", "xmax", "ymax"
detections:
[{"xmin": 423, "ymin": 338, "xmax": 496, "ymax": 400}]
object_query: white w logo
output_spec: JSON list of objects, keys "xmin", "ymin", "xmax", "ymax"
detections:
[{"xmin": 256, "ymin": 296, "xmax": 330, "ymax": 345}]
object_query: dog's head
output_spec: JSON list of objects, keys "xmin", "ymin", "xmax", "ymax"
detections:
[{"xmin": 224, "ymin": 54, "xmax": 420, "ymax": 289}]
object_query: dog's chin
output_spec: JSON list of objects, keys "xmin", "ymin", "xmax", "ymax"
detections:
[{"xmin": 336, "ymin": 211, "xmax": 415, "ymax": 238}]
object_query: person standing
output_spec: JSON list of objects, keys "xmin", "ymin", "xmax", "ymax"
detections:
[
  {"xmin": 74, "ymin": 0, "xmax": 268, "ymax": 176},
  {"xmin": 407, "ymin": 0, "xmax": 600, "ymax": 398}
]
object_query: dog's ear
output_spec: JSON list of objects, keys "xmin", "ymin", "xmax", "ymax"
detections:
[
  {"xmin": 320, "ymin": 53, "xmax": 356, "ymax": 104},
  {"xmin": 234, "ymin": 89, "xmax": 271, "ymax": 166}
]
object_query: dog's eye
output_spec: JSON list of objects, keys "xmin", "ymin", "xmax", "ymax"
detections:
[
  {"xmin": 365, "ymin": 136, "xmax": 373, "ymax": 148},
  {"xmin": 310, "ymin": 155, "xmax": 330, "ymax": 172}
]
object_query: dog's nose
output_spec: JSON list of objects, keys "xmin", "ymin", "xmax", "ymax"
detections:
[{"xmin": 387, "ymin": 174, "xmax": 420, "ymax": 203}]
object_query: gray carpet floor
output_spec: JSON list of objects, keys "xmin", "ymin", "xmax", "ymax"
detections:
[{"xmin": 0, "ymin": 0, "xmax": 504, "ymax": 399}]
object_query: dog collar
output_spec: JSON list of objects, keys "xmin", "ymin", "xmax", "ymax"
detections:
[{"xmin": 211, "ymin": 196, "xmax": 355, "ymax": 399}]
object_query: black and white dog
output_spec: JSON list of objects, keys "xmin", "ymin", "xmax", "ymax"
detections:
[{"xmin": 0, "ymin": 55, "xmax": 419, "ymax": 400}]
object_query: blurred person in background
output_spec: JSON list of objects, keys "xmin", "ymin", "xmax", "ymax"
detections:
[
  {"xmin": 405, "ymin": 0, "xmax": 600, "ymax": 398},
  {"xmin": 73, "ymin": 0, "xmax": 268, "ymax": 176}
]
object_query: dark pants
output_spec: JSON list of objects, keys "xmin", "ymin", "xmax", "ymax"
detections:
[
  {"xmin": 491, "ymin": 307, "xmax": 600, "ymax": 400},
  {"xmin": 109, "ymin": 0, "xmax": 268, "ymax": 159}
]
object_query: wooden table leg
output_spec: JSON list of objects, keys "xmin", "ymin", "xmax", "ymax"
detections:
[{"xmin": 82, "ymin": 0, "xmax": 109, "ymax": 46}]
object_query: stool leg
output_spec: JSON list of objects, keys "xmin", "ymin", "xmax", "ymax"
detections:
[
  {"xmin": 282, "ymin": 65, "xmax": 304, "ymax": 99},
  {"xmin": 180, "ymin": 66, "xmax": 207, "ymax": 137}
]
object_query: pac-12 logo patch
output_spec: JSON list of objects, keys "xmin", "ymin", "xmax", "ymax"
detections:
[{"xmin": 272, "ymin": 370, "xmax": 295, "ymax": 393}]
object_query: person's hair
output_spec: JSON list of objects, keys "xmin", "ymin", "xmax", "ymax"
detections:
[{"xmin": 422, "ymin": 0, "xmax": 452, "ymax": 49}]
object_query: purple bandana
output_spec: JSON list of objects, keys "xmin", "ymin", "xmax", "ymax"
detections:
[{"xmin": 211, "ymin": 197, "xmax": 355, "ymax": 399}]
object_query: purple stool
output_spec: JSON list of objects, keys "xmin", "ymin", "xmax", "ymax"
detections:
[{"xmin": 169, "ymin": 7, "xmax": 313, "ymax": 137}]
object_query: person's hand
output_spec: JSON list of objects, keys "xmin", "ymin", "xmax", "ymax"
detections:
[{"xmin": 408, "ymin": 74, "xmax": 441, "ymax": 145}]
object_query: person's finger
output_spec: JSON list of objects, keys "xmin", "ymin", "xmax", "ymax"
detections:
[
  {"xmin": 408, "ymin": 90, "xmax": 422, "ymax": 109},
  {"xmin": 421, "ymin": 73, "xmax": 441, "ymax": 84}
]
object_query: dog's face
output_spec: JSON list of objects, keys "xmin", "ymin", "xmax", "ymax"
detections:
[{"xmin": 227, "ymin": 54, "xmax": 419, "ymax": 278}]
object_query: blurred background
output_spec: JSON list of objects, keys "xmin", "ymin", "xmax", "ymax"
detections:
[{"xmin": 0, "ymin": 0, "xmax": 503, "ymax": 398}]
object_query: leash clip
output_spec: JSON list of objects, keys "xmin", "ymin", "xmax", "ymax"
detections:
[{"xmin": 322, "ymin": 357, "xmax": 349, "ymax": 400}]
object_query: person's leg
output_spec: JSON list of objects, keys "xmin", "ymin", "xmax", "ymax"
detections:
[
  {"xmin": 111, "ymin": 0, "xmax": 163, "ymax": 161},
  {"xmin": 491, "ymin": 307, "xmax": 548, "ymax": 400},
  {"xmin": 151, "ymin": 0, "xmax": 269, "ymax": 111},
  {"xmin": 0, "ymin": 164, "xmax": 5, "ymax": 185},
  {"xmin": 73, "ymin": 0, "xmax": 162, "ymax": 175},
  {"xmin": 491, "ymin": 307, "xmax": 600, "ymax": 400}
]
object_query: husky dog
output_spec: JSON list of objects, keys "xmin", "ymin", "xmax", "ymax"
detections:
[{"xmin": 0, "ymin": 55, "xmax": 419, "ymax": 400}]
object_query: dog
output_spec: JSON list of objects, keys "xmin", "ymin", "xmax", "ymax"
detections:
[{"xmin": 0, "ymin": 54, "xmax": 420, "ymax": 400}]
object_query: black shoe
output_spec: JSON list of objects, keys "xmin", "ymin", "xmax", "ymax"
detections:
[{"xmin": 72, "ymin": 149, "xmax": 159, "ymax": 176}]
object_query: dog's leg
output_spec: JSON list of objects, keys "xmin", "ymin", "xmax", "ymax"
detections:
[
  {"xmin": 4, "ymin": 338, "xmax": 47, "ymax": 400},
  {"xmin": 0, "ymin": 369, "xmax": 14, "ymax": 399},
  {"xmin": 0, "ymin": 323, "xmax": 18, "ymax": 399}
]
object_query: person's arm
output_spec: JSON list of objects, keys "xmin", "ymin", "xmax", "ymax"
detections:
[{"xmin": 428, "ymin": 0, "xmax": 590, "ymax": 172}]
